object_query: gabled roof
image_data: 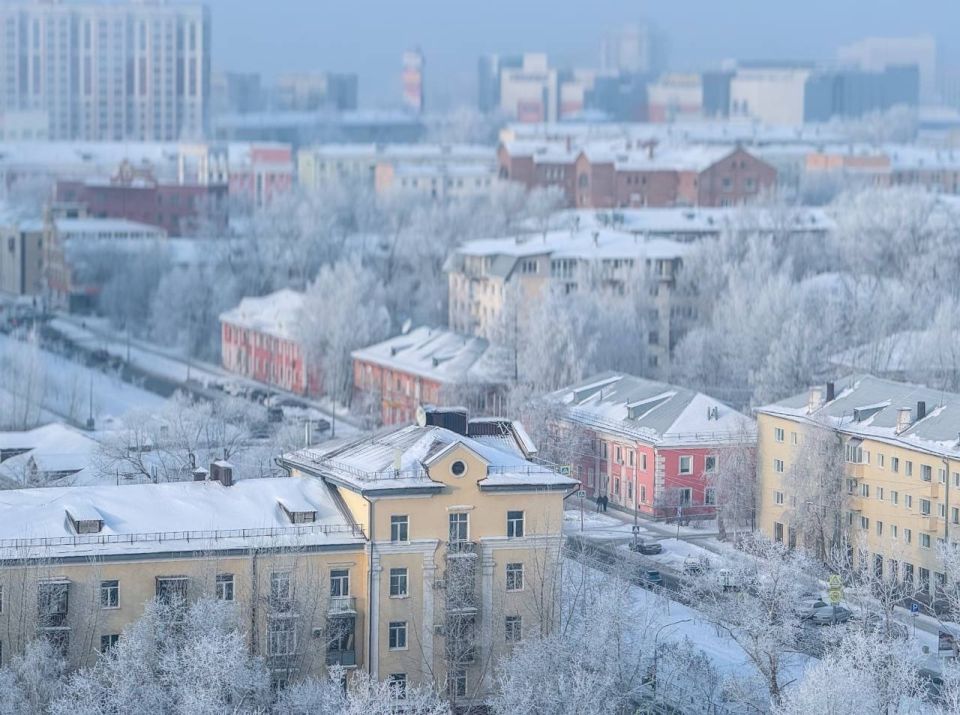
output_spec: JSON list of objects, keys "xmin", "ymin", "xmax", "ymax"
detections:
[
  {"xmin": 758, "ymin": 374, "xmax": 960, "ymax": 458},
  {"xmin": 218, "ymin": 288, "xmax": 304, "ymax": 340},
  {"xmin": 350, "ymin": 326, "xmax": 513, "ymax": 385},
  {"xmin": 281, "ymin": 423, "xmax": 575, "ymax": 496},
  {"xmin": 551, "ymin": 371, "xmax": 754, "ymax": 446}
]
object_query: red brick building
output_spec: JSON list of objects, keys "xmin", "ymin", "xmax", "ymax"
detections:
[
  {"xmin": 499, "ymin": 141, "xmax": 776, "ymax": 209},
  {"xmin": 228, "ymin": 143, "xmax": 295, "ymax": 209},
  {"xmin": 55, "ymin": 161, "xmax": 228, "ymax": 236},
  {"xmin": 219, "ymin": 289, "xmax": 320, "ymax": 396},
  {"xmin": 351, "ymin": 326, "xmax": 512, "ymax": 426},
  {"xmin": 551, "ymin": 372, "xmax": 755, "ymax": 519}
]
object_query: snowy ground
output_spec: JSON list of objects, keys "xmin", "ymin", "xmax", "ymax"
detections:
[{"xmin": 0, "ymin": 333, "xmax": 166, "ymax": 428}]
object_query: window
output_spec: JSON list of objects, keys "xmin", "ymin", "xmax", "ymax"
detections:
[
  {"xmin": 861, "ymin": 483, "xmax": 870, "ymax": 498},
  {"xmin": 449, "ymin": 512, "xmax": 469, "ymax": 542},
  {"xmin": 876, "ymin": 521, "xmax": 883, "ymax": 536},
  {"xmin": 953, "ymin": 507, "xmax": 959, "ymax": 525},
  {"xmin": 267, "ymin": 618, "xmax": 296, "ymax": 657},
  {"xmin": 615, "ymin": 446, "xmax": 622, "ymax": 463},
  {"xmin": 939, "ymin": 468, "xmax": 947, "ymax": 484},
  {"xmin": 921, "ymin": 533, "xmax": 931, "ymax": 549},
  {"xmin": 774, "ymin": 427, "xmax": 785, "ymax": 443},
  {"xmin": 905, "ymin": 461, "xmax": 913, "ymax": 477},
  {"xmin": 705, "ymin": 456, "xmax": 717, "ymax": 473},
  {"xmin": 891, "ymin": 491, "xmax": 899, "ymax": 505},
  {"xmin": 705, "ymin": 487, "xmax": 716, "ymax": 505},
  {"xmin": 601, "ymin": 442, "xmax": 608, "ymax": 459},
  {"xmin": 330, "ymin": 569, "xmax": 350, "ymax": 597},
  {"xmin": 878, "ymin": 454, "xmax": 885, "ymax": 468},
  {"xmin": 629, "ymin": 451, "xmax": 635, "ymax": 467},
  {"xmin": 921, "ymin": 465, "xmax": 932, "ymax": 482},
  {"xmin": 861, "ymin": 515, "xmax": 870, "ymax": 530},
  {"xmin": 641, "ymin": 453, "xmax": 648, "ymax": 470},
  {"xmin": 389, "ymin": 621, "xmax": 407, "ymax": 650},
  {"xmin": 448, "ymin": 669, "xmax": 467, "ymax": 698},
  {"xmin": 939, "ymin": 503, "xmax": 947, "ymax": 519},
  {"xmin": 155, "ymin": 577, "xmax": 187, "ymax": 605},
  {"xmin": 678, "ymin": 488, "xmax": 692, "ymax": 506},
  {"xmin": 679, "ymin": 456, "xmax": 693, "ymax": 474},
  {"xmin": 99, "ymin": 580, "xmax": 118, "ymax": 609},
  {"xmin": 904, "ymin": 528, "xmax": 912, "ymax": 544},
  {"xmin": 507, "ymin": 511, "xmax": 524, "ymax": 538},
  {"xmin": 921, "ymin": 499, "xmax": 931, "ymax": 516},
  {"xmin": 505, "ymin": 615, "xmax": 522, "ymax": 642},
  {"xmin": 891, "ymin": 457, "xmax": 900, "ymax": 473},
  {"xmin": 389, "ymin": 568, "xmax": 408, "ymax": 598},
  {"xmin": 451, "ymin": 460, "xmax": 467, "ymax": 477},
  {"xmin": 99, "ymin": 634, "xmax": 119, "ymax": 653},
  {"xmin": 905, "ymin": 495, "xmax": 913, "ymax": 509},
  {"xmin": 270, "ymin": 572, "xmax": 293, "ymax": 612},
  {"xmin": 775, "ymin": 491, "xmax": 784, "ymax": 505},
  {"xmin": 506, "ymin": 563, "xmax": 524, "ymax": 592},
  {"xmin": 389, "ymin": 674, "xmax": 407, "ymax": 698},
  {"xmin": 774, "ymin": 522, "xmax": 784, "ymax": 543},
  {"xmin": 774, "ymin": 459, "xmax": 785, "ymax": 474},
  {"xmin": 215, "ymin": 574, "xmax": 234, "ymax": 601},
  {"xmin": 877, "ymin": 487, "xmax": 884, "ymax": 501},
  {"xmin": 891, "ymin": 525, "xmax": 898, "ymax": 538},
  {"xmin": 640, "ymin": 485, "xmax": 647, "ymax": 503},
  {"xmin": 391, "ymin": 515, "xmax": 409, "ymax": 542},
  {"xmin": 791, "ymin": 431, "xmax": 798, "ymax": 445}
]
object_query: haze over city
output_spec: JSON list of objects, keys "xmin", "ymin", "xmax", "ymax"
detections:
[{"xmin": 2, "ymin": 0, "xmax": 960, "ymax": 713}]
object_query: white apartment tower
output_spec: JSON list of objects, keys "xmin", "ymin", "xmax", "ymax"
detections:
[{"xmin": 0, "ymin": 0, "xmax": 210, "ymax": 141}]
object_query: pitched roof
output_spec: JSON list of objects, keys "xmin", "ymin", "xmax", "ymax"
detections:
[
  {"xmin": 551, "ymin": 371, "xmax": 754, "ymax": 446},
  {"xmin": 218, "ymin": 288, "xmax": 304, "ymax": 340},
  {"xmin": 350, "ymin": 326, "xmax": 513, "ymax": 385}
]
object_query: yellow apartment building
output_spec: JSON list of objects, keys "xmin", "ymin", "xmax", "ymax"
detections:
[
  {"xmin": 280, "ymin": 407, "xmax": 576, "ymax": 705},
  {"xmin": 0, "ymin": 410, "xmax": 574, "ymax": 705},
  {"xmin": 757, "ymin": 375, "xmax": 959, "ymax": 596}
]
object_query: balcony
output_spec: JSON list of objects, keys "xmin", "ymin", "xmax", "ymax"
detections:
[
  {"xmin": 847, "ymin": 495, "xmax": 864, "ymax": 512},
  {"xmin": 928, "ymin": 482, "xmax": 942, "ymax": 500},
  {"xmin": 446, "ymin": 540, "xmax": 479, "ymax": 557},
  {"xmin": 328, "ymin": 596, "xmax": 357, "ymax": 615},
  {"xmin": 326, "ymin": 648, "xmax": 357, "ymax": 667},
  {"xmin": 847, "ymin": 463, "xmax": 866, "ymax": 480},
  {"xmin": 37, "ymin": 612, "xmax": 69, "ymax": 629},
  {"xmin": 921, "ymin": 516, "xmax": 942, "ymax": 533}
]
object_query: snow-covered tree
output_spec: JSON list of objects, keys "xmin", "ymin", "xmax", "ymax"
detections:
[
  {"xmin": 274, "ymin": 666, "xmax": 447, "ymax": 715},
  {"xmin": 0, "ymin": 639, "xmax": 66, "ymax": 714},
  {"xmin": 0, "ymin": 332, "xmax": 47, "ymax": 430}
]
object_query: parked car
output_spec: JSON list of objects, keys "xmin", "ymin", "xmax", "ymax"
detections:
[
  {"xmin": 639, "ymin": 570, "xmax": 663, "ymax": 589},
  {"xmin": 803, "ymin": 599, "xmax": 853, "ymax": 625},
  {"xmin": 682, "ymin": 557, "xmax": 709, "ymax": 576},
  {"xmin": 630, "ymin": 540, "xmax": 662, "ymax": 555},
  {"xmin": 717, "ymin": 568, "xmax": 741, "ymax": 592},
  {"xmin": 860, "ymin": 614, "xmax": 909, "ymax": 639}
]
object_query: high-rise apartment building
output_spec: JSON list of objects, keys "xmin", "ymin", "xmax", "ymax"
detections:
[{"xmin": 0, "ymin": 0, "xmax": 210, "ymax": 141}]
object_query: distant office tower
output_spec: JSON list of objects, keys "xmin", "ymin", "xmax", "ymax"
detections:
[
  {"xmin": 838, "ymin": 35, "xmax": 936, "ymax": 102},
  {"xmin": 211, "ymin": 71, "xmax": 264, "ymax": 116},
  {"xmin": 477, "ymin": 53, "xmax": 522, "ymax": 113},
  {"xmin": 274, "ymin": 72, "xmax": 358, "ymax": 112},
  {"xmin": 402, "ymin": 48, "xmax": 425, "ymax": 113},
  {"xmin": 0, "ymin": 0, "xmax": 210, "ymax": 141},
  {"xmin": 600, "ymin": 23, "xmax": 664, "ymax": 76},
  {"xmin": 498, "ymin": 53, "xmax": 559, "ymax": 123}
]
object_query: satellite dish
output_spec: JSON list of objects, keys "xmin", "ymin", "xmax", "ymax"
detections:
[{"xmin": 415, "ymin": 405, "xmax": 427, "ymax": 427}]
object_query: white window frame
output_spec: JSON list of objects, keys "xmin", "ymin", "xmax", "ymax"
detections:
[{"xmin": 678, "ymin": 455, "xmax": 693, "ymax": 475}]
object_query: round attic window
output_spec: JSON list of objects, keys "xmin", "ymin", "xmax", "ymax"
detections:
[{"xmin": 451, "ymin": 460, "xmax": 467, "ymax": 477}]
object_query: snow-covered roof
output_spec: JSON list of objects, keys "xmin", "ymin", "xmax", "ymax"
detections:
[
  {"xmin": 551, "ymin": 371, "xmax": 754, "ymax": 447},
  {"xmin": 54, "ymin": 217, "xmax": 167, "ymax": 238},
  {"xmin": 351, "ymin": 326, "xmax": 513, "ymax": 385},
  {"xmin": 282, "ymin": 423, "xmax": 575, "ymax": 495},
  {"xmin": 552, "ymin": 206, "xmax": 835, "ymax": 238},
  {"xmin": 218, "ymin": 288, "xmax": 304, "ymax": 341},
  {"xmin": 450, "ymin": 228, "xmax": 691, "ymax": 280},
  {"xmin": 0, "ymin": 423, "xmax": 101, "ymax": 487},
  {"xmin": 302, "ymin": 143, "xmax": 493, "ymax": 162},
  {"xmin": 886, "ymin": 145, "xmax": 960, "ymax": 172},
  {"xmin": 0, "ymin": 476, "xmax": 363, "ymax": 560},
  {"xmin": 758, "ymin": 375, "xmax": 960, "ymax": 459}
]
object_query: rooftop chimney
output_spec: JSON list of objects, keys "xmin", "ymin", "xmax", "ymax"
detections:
[
  {"xmin": 192, "ymin": 467, "xmax": 209, "ymax": 482},
  {"xmin": 895, "ymin": 407, "xmax": 912, "ymax": 434},
  {"xmin": 916, "ymin": 401, "xmax": 927, "ymax": 421},
  {"xmin": 210, "ymin": 460, "xmax": 234, "ymax": 487},
  {"xmin": 807, "ymin": 387, "xmax": 823, "ymax": 414},
  {"xmin": 826, "ymin": 382, "xmax": 835, "ymax": 402},
  {"xmin": 418, "ymin": 405, "xmax": 468, "ymax": 435}
]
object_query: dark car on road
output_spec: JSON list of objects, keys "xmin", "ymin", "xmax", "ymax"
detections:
[
  {"xmin": 639, "ymin": 570, "xmax": 663, "ymax": 589},
  {"xmin": 630, "ymin": 540, "xmax": 662, "ymax": 555}
]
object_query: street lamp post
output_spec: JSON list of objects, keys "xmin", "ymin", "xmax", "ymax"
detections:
[{"xmin": 651, "ymin": 618, "xmax": 692, "ymax": 694}]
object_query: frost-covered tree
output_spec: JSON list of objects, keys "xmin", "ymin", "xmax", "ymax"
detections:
[
  {"xmin": 708, "ymin": 424, "xmax": 758, "ymax": 540},
  {"xmin": 274, "ymin": 666, "xmax": 447, "ymax": 715},
  {"xmin": 775, "ymin": 630, "xmax": 925, "ymax": 715},
  {"xmin": 0, "ymin": 639, "xmax": 66, "ymax": 715},
  {"xmin": 51, "ymin": 598, "xmax": 270, "ymax": 715},
  {"xmin": 0, "ymin": 332, "xmax": 47, "ymax": 430}
]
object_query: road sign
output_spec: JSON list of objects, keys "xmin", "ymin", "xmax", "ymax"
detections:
[
  {"xmin": 828, "ymin": 588, "xmax": 842, "ymax": 605},
  {"xmin": 577, "ymin": 490, "xmax": 587, "ymax": 498},
  {"xmin": 559, "ymin": 465, "xmax": 572, "ymax": 476},
  {"xmin": 911, "ymin": 602, "xmax": 921, "ymax": 614},
  {"xmin": 828, "ymin": 574, "xmax": 842, "ymax": 589}
]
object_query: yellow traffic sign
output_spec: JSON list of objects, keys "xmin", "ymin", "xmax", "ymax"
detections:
[
  {"xmin": 828, "ymin": 588, "xmax": 843, "ymax": 605},
  {"xmin": 828, "ymin": 574, "xmax": 842, "ymax": 589}
]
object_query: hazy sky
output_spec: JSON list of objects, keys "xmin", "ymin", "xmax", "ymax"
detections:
[{"xmin": 205, "ymin": 0, "xmax": 957, "ymax": 109}]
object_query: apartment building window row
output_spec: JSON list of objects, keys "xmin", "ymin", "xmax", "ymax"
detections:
[
  {"xmin": 505, "ymin": 615, "xmax": 523, "ymax": 643},
  {"xmin": 389, "ymin": 621, "xmax": 408, "ymax": 650},
  {"xmin": 389, "ymin": 568, "xmax": 408, "ymax": 598},
  {"xmin": 506, "ymin": 562, "xmax": 524, "ymax": 592}
]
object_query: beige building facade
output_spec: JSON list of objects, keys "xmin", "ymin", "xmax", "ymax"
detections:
[{"xmin": 757, "ymin": 375, "xmax": 960, "ymax": 596}]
